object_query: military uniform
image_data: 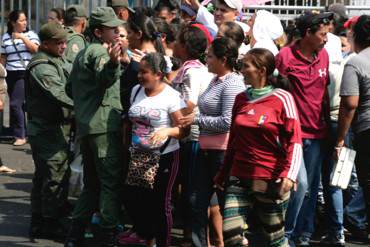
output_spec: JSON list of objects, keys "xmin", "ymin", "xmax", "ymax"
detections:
[
  {"xmin": 65, "ymin": 27, "xmax": 87, "ymax": 63},
  {"xmin": 26, "ymin": 23, "xmax": 73, "ymax": 238},
  {"xmin": 65, "ymin": 8, "xmax": 124, "ymax": 246},
  {"xmin": 64, "ymin": 5, "xmax": 88, "ymax": 63}
]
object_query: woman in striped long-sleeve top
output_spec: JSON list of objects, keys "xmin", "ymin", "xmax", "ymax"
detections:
[{"xmin": 181, "ymin": 37, "xmax": 245, "ymax": 247}]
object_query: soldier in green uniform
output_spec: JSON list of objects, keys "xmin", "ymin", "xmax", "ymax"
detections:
[
  {"xmin": 26, "ymin": 22, "xmax": 73, "ymax": 239},
  {"xmin": 64, "ymin": 5, "xmax": 88, "ymax": 63},
  {"xmin": 64, "ymin": 7, "xmax": 124, "ymax": 247},
  {"xmin": 64, "ymin": 5, "xmax": 88, "ymax": 161},
  {"xmin": 111, "ymin": 0, "xmax": 135, "ymax": 21}
]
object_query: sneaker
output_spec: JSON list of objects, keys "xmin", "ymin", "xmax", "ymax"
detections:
[
  {"xmin": 320, "ymin": 233, "xmax": 345, "ymax": 246},
  {"xmin": 29, "ymin": 213, "xmax": 43, "ymax": 238},
  {"xmin": 118, "ymin": 232, "xmax": 146, "ymax": 245},
  {"xmin": 295, "ymin": 236, "xmax": 310, "ymax": 247},
  {"xmin": 117, "ymin": 229, "xmax": 133, "ymax": 241}
]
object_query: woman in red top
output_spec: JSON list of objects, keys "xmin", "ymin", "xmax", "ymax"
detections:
[{"xmin": 214, "ymin": 48, "xmax": 302, "ymax": 247}]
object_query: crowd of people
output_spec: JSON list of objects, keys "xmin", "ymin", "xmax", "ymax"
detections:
[{"xmin": 0, "ymin": 0, "xmax": 370, "ymax": 246}]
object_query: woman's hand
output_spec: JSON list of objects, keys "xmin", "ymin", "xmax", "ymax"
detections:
[
  {"xmin": 184, "ymin": 0, "xmax": 201, "ymax": 10},
  {"xmin": 179, "ymin": 112, "xmax": 195, "ymax": 127},
  {"xmin": 0, "ymin": 99, "xmax": 4, "ymax": 111},
  {"xmin": 130, "ymin": 49, "xmax": 146, "ymax": 63},
  {"xmin": 150, "ymin": 128, "xmax": 170, "ymax": 146},
  {"xmin": 107, "ymin": 42, "xmax": 124, "ymax": 65},
  {"xmin": 277, "ymin": 178, "xmax": 294, "ymax": 196},
  {"xmin": 213, "ymin": 172, "xmax": 225, "ymax": 191},
  {"xmin": 12, "ymin": 32, "xmax": 24, "ymax": 40},
  {"xmin": 121, "ymin": 52, "xmax": 131, "ymax": 65}
]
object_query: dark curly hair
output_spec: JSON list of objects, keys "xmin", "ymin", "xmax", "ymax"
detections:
[
  {"xmin": 7, "ymin": 10, "xmax": 28, "ymax": 35},
  {"xmin": 154, "ymin": 17, "xmax": 176, "ymax": 45},
  {"xmin": 177, "ymin": 24, "xmax": 208, "ymax": 60},
  {"xmin": 141, "ymin": 52, "xmax": 167, "ymax": 78},
  {"xmin": 128, "ymin": 10, "xmax": 165, "ymax": 54},
  {"xmin": 217, "ymin": 22, "xmax": 244, "ymax": 48},
  {"xmin": 352, "ymin": 15, "xmax": 370, "ymax": 50}
]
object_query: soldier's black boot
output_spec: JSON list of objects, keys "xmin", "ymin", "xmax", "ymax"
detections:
[
  {"xmin": 42, "ymin": 217, "xmax": 68, "ymax": 240},
  {"xmin": 29, "ymin": 213, "xmax": 43, "ymax": 238},
  {"xmin": 64, "ymin": 220, "xmax": 86, "ymax": 247},
  {"xmin": 100, "ymin": 227, "xmax": 117, "ymax": 247}
]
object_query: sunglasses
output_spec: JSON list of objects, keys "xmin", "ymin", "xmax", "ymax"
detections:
[{"xmin": 310, "ymin": 17, "xmax": 331, "ymax": 26}]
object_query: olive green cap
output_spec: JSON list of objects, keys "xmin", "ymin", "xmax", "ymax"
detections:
[
  {"xmin": 111, "ymin": 0, "xmax": 135, "ymax": 13},
  {"xmin": 66, "ymin": 4, "xmax": 88, "ymax": 18},
  {"xmin": 89, "ymin": 7, "xmax": 124, "ymax": 29},
  {"xmin": 39, "ymin": 22, "xmax": 67, "ymax": 42}
]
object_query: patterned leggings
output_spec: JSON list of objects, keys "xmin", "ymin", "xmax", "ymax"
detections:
[{"xmin": 223, "ymin": 177, "xmax": 290, "ymax": 247}]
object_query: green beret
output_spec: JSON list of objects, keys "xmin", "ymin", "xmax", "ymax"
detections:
[
  {"xmin": 89, "ymin": 7, "xmax": 124, "ymax": 29},
  {"xmin": 39, "ymin": 22, "xmax": 67, "ymax": 42}
]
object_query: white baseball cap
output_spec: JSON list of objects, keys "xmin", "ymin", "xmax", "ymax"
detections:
[{"xmin": 223, "ymin": 0, "xmax": 243, "ymax": 12}]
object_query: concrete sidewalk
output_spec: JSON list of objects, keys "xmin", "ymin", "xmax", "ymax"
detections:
[{"xmin": 0, "ymin": 141, "xmax": 61, "ymax": 247}]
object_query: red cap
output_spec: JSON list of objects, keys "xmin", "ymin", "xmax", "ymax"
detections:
[
  {"xmin": 344, "ymin": 16, "xmax": 360, "ymax": 29},
  {"xmin": 191, "ymin": 23, "xmax": 213, "ymax": 46}
]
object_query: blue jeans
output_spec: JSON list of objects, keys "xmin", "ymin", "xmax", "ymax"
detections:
[
  {"xmin": 285, "ymin": 157, "xmax": 307, "ymax": 240},
  {"xmin": 322, "ymin": 121, "xmax": 344, "ymax": 235},
  {"xmin": 285, "ymin": 138, "xmax": 326, "ymax": 239},
  {"xmin": 6, "ymin": 70, "xmax": 26, "ymax": 139},
  {"xmin": 190, "ymin": 149, "xmax": 225, "ymax": 247}
]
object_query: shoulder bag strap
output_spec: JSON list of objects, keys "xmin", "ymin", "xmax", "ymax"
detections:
[
  {"xmin": 159, "ymin": 137, "xmax": 172, "ymax": 154},
  {"xmin": 132, "ymin": 85, "xmax": 142, "ymax": 103},
  {"xmin": 11, "ymin": 39, "xmax": 26, "ymax": 68}
]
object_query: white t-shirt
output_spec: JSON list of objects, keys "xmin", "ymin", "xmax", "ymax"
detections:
[
  {"xmin": 129, "ymin": 84, "xmax": 186, "ymax": 154},
  {"xmin": 0, "ymin": 31, "xmax": 40, "ymax": 71},
  {"xmin": 325, "ymin": 32, "xmax": 344, "ymax": 121},
  {"xmin": 174, "ymin": 65, "xmax": 213, "ymax": 141}
]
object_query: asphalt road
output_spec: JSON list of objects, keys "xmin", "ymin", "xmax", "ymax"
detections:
[{"xmin": 0, "ymin": 139, "xmax": 369, "ymax": 247}]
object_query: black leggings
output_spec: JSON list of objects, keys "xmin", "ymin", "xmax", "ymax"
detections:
[{"xmin": 122, "ymin": 150, "xmax": 180, "ymax": 247}]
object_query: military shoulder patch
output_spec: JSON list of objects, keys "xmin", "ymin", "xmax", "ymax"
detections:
[
  {"xmin": 72, "ymin": 43, "xmax": 80, "ymax": 53},
  {"xmin": 98, "ymin": 58, "xmax": 107, "ymax": 70}
]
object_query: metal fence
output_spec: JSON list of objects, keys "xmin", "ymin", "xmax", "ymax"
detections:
[
  {"xmin": 0, "ymin": 0, "xmax": 157, "ymax": 38},
  {"xmin": 243, "ymin": 1, "xmax": 370, "ymax": 21},
  {"xmin": 1, "ymin": 0, "xmax": 370, "ymax": 38}
]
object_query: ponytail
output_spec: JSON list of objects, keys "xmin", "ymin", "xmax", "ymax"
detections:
[
  {"xmin": 269, "ymin": 73, "xmax": 292, "ymax": 91},
  {"xmin": 152, "ymin": 32, "xmax": 166, "ymax": 55}
]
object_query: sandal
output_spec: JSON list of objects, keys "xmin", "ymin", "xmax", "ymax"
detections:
[
  {"xmin": 0, "ymin": 165, "xmax": 16, "ymax": 174},
  {"xmin": 13, "ymin": 138, "xmax": 27, "ymax": 146}
]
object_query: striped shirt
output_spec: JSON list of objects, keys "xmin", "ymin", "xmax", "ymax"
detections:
[
  {"xmin": 195, "ymin": 72, "xmax": 245, "ymax": 136},
  {"xmin": 0, "ymin": 31, "xmax": 40, "ymax": 71}
]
